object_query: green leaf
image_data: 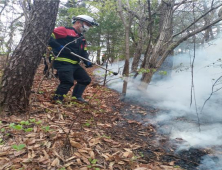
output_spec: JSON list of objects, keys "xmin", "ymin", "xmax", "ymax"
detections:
[
  {"xmin": 71, "ymin": 96, "xmax": 77, "ymax": 100},
  {"xmin": 1, "ymin": 128, "xmax": 5, "ymax": 132},
  {"xmin": 20, "ymin": 120, "xmax": 30, "ymax": 125},
  {"xmin": 29, "ymin": 118, "xmax": 36, "ymax": 123},
  {"xmin": 13, "ymin": 125, "xmax": 23, "ymax": 130},
  {"xmin": 56, "ymin": 100, "xmax": 62, "ymax": 104},
  {"xmin": 59, "ymin": 168, "xmax": 66, "ymax": 170},
  {"xmin": 35, "ymin": 120, "xmax": 42, "ymax": 125},
  {"xmin": 38, "ymin": 91, "xmax": 44, "ymax": 94},
  {"xmin": 152, "ymin": 68, "xmax": 157, "ymax": 72},
  {"xmin": 0, "ymin": 138, "xmax": 4, "ymax": 145},
  {"xmin": 159, "ymin": 71, "xmax": 167, "ymax": 75},
  {"xmin": 9, "ymin": 123, "xmax": 15, "ymax": 128},
  {"xmin": 138, "ymin": 68, "xmax": 150, "ymax": 74},
  {"xmin": 42, "ymin": 126, "xmax": 50, "ymax": 132},
  {"xmin": 24, "ymin": 128, "xmax": 33, "ymax": 132},
  {"xmin": 84, "ymin": 122, "xmax": 91, "ymax": 127},
  {"xmin": 12, "ymin": 144, "xmax": 26, "ymax": 151},
  {"xmin": 174, "ymin": 165, "xmax": 181, "ymax": 168},
  {"xmin": 91, "ymin": 159, "xmax": 97, "ymax": 164}
]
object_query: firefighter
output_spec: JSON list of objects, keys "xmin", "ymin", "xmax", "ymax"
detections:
[{"xmin": 49, "ymin": 15, "xmax": 98, "ymax": 103}]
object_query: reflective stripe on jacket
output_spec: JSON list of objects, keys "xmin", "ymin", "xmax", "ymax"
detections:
[{"xmin": 55, "ymin": 57, "xmax": 79, "ymax": 64}]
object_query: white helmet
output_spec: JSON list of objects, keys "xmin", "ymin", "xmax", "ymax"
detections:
[{"xmin": 72, "ymin": 15, "xmax": 99, "ymax": 26}]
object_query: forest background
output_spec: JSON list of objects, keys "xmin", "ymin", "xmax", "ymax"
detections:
[
  {"xmin": 1, "ymin": 0, "xmax": 222, "ymax": 113},
  {"xmin": 0, "ymin": 0, "xmax": 222, "ymax": 169}
]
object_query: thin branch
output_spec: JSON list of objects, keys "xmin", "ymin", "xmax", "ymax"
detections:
[
  {"xmin": 117, "ymin": 0, "xmax": 127, "ymax": 26},
  {"xmin": 173, "ymin": 3, "xmax": 222, "ymax": 38},
  {"xmin": 0, "ymin": 0, "xmax": 7, "ymax": 15},
  {"xmin": 200, "ymin": 75, "xmax": 222, "ymax": 113},
  {"xmin": 157, "ymin": 14, "xmax": 222, "ymax": 67},
  {"xmin": 173, "ymin": 0, "xmax": 191, "ymax": 12},
  {"xmin": 190, "ymin": 2, "xmax": 201, "ymax": 132}
]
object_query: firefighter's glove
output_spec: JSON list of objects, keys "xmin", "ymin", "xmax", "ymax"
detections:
[
  {"xmin": 57, "ymin": 45, "xmax": 71, "ymax": 54},
  {"xmin": 84, "ymin": 61, "xmax": 93, "ymax": 68}
]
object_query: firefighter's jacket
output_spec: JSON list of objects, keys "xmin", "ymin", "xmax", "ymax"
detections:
[{"xmin": 49, "ymin": 27, "xmax": 89, "ymax": 65}]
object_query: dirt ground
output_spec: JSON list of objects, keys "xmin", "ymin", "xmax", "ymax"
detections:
[{"xmin": 0, "ymin": 64, "xmax": 207, "ymax": 170}]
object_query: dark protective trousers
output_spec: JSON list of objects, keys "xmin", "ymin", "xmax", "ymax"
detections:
[{"xmin": 53, "ymin": 61, "xmax": 91, "ymax": 100}]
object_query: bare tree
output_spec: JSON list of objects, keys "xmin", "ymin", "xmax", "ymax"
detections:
[
  {"xmin": 117, "ymin": 0, "xmax": 134, "ymax": 97},
  {"xmin": 117, "ymin": 0, "xmax": 222, "ymax": 91},
  {"xmin": 202, "ymin": 0, "xmax": 216, "ymax": 42},
  {"xmin": 130, "ymin": 1, "xmax": 148, "ymax": 73},
  {"xmin": 0, "ymin": 0, "xmax": 60, "ymax": 114},
  {"xmin": 139, "ymin": 0, "xmax": 222, "ymax": 89}
]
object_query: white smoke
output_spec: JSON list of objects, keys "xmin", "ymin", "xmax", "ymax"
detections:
[
  {"xmin": 94, "ymin": 35, "xmax": 222, "ymax": 168},
  {"xmin": 198, "ymin": 155, "xmax": 222, "ymax": 170}
]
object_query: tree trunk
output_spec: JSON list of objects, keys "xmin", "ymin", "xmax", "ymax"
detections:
[
  {"xmin": 96, "ymin": 30, "xmax": 101, "ymax": 65},
  {"xmin": 117, "ymin": 0, "xmax": 133, "ymax": 97},
  {"xmin": 140, "ymin": 0, "xmax": 174, "ymax": 89},
  {"xmin": 122, "ymin": 27, "xmax": 130, "ymax": 96},
  {"xmin": 202, "ymin": 0, "xmax": 214, "ymax": 43},
  {"xmin": 131, "ymin": 44, "xmax": 142, "ymax": 72},
  {"xmin": 0, "ymin": 0, "xmax": 59, "ymax": 114},
  {"xmin": 140, "ymin": 72, "xmax": 153, "ymax": 89},
  {"xmin": 96, "ymin": 48, "xmax": 101, "ymax": 65},
  {"xmin": 131, "ymin": 18, "xmax": 145, "ymax": 72}
]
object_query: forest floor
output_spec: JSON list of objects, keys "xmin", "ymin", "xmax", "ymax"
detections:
[{"xmin": 0, "ymin": 64, "xmax": 208, "ymax": 170}]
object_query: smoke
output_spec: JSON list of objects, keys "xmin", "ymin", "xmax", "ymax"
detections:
[
  {"xmin": 198, "ymin": 155, "xmax": 222, "ymax": 170},
  {"xmin": 94, "ymin": 36, "xmax": 222, "ymax": 168}
]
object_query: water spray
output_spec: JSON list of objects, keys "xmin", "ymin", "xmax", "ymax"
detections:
[{"xmin": 70, "ymin": 52, "xmax": 118, "ymax": 75}]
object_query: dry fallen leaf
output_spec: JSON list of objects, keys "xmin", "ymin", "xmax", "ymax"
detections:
[
  {"xmin": 122, "ymin": 151, "xmax": 133, "ymax": 158},
  {"xmin": 79, "ymin": 167, "xmax": 88, "ymax": 170},
  {"xmin": 134, "ymin": 168, "xmax": 150, "ymax": 170},
  {"xmin": 77, "ymin": 158, "xmax": 82, "ymax": 165},
  {"xmin": 65, "ymin": 156, "xmax": 76, "ymax": 162},
  {"xmin": 103, "ymin": 138, "xmax": 119, "ymax": 145},
  {"xmin": 0, "ymin": 152, "xmax": 9, "ymax": 157},
  {"xmin": 51, "ymin": 157, "xmax": 60, "ymax": 167},
  {"xmin": 78, "ymin": 149, "xmax": 88, "ymax": 153},
  {"xmin": 89, "ymin": 150, "xmax": 95, "ymax": 159},
  {"xmin": 169, "ymin": 161, "xmax": 175, "ymax": 166},
  {"xmin": 117, "ymin": 161, "xmax": 125, "ymax": 165},
  {"xmin": 89, "ymin": 138, "xmax": 101, "ymax": 146},
  {"xmin": 64, "ymin": 162, "xmax": 74, "ymax": 167},
  {"xmin": 109, "ymin": 161, "xmax": 115, "ymax": 170},
  {"xmin": 14, "ymin": 150, "xmax": 26, "ymax": 157},
  {"xmin": 26, "ymin": 133, "xmax": 37, "ymax": 138},
  {"xmin": 28, "ymin": 149, "xmax": 36, "ymax": 159},
  {"xmin": 70, "ymin": 140, "xmax": 82, "ymax": 148}
]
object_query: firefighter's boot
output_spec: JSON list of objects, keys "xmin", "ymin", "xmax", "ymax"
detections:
[{"xmin": 72, "ymin": 84, "xmax": 88, "ymax": 103}]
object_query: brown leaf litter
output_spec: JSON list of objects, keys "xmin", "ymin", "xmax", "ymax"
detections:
[{"xmin": 0, "ymin": 63, "xmax": 184, "ymax": 170}]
